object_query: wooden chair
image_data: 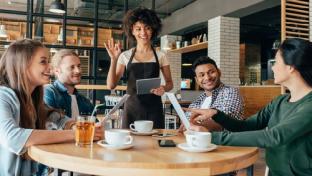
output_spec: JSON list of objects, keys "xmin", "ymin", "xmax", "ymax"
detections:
[
  {"xmin": 165, "ymin": 114, "xmax": 177, "ymax": 129},
  {"xmin": 239, "ymin": 86, "xmax": 281, "ymax": 118}
]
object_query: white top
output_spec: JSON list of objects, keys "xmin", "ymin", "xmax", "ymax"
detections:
[
  {"xmin": 200, "ymin": 96, "xmax": 212, "ymax": 109},
  {"xmin": 70, "ymin": 94, "xmax": 79, "ymax": 119},
  {"xmin": 117, "ymin": 48, "xmax": 170, "ymax": 68}
]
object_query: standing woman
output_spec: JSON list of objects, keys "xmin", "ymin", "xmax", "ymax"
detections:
[
  {"xmin": 186, "ymin": 38, "xmax": 312, "ymax": 176},
  {"xmin": 106, "ymin": 7, "xmax": 173, "ymax": 128},
  {"xmin": 0, "ymin": 39, "xmax": 103, "ymax": 176}
]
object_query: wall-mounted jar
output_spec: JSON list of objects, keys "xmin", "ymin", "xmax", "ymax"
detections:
[
  {"xmin": 176, "ymin": 41, "xmax": 181, "ymax": 49},
  {"xmin": 183, "ymin": 41, "xmax": 188, "ymax": 47}
]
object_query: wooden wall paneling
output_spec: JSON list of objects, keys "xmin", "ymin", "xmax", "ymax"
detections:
[
  {"xmin": 239, "ymin": 86, "xmax": 281, "ymax": 118},
  {"xmin": 4, "ymin": 21, "xmax": 24, "ymax": 41},
  {"xmin": 43, "ymin": 24, "xmax": 59, "ymax": 44},
  {"xmin": 281, "ymin": 0, "xmax": 310, "ymax": 93},
  {"xmin": 78, "ymin": 27, "xmax": 94, "ymax": 46},
  {"xmin": 66, "ymin": 26, "xmax": 78, "ymax": 46},
  {"xmin": 112, "ymin": 29, "xmax": 124, "ymax": 49},
  {"xmin": 98, "ymin": 28, "xmax": 112, "ymax": 47},
  {"xmin": 282, "ymin": 0, "xmax": 309, "ymax": 40}
]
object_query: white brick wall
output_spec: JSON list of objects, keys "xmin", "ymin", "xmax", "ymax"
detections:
[
  {"xmin": 160, "ymin": 35, "xmax": 182, "ymax": 94},
  {"xmin": 159, "ymin": 51, "xmax": 181, "ymax": 102},
  {"xmin": 208, "ymin": 16, "xmax": 240, "ymax": 86},
  {"xmin": 164, "ymin": 51, "xmax": 182, "ymax": 93}
]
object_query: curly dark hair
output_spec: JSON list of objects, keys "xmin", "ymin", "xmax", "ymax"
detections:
[{"xmin": 123, "ymin": 7, "xmax": 162, "ymax": 41}]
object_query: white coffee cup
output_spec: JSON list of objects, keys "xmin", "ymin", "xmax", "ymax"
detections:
[
  {"xmin": 184, "ymin": 131, "xmax": 211, "ymax": 148},
  {"xmin": 105, "ymin": 129, "xmax": 133, "ymax": 146},
  {"xmin": 129, "ymin": 120, "xmax": 153, "ymax": 133}
]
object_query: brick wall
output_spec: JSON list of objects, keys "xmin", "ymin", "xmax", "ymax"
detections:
[
  {"xmin": 160, "ymin": 35, "xmax": 182, "ymax": 94},
  {"xmin": 164, "ymin": 51, "xmax": 182, "ymax": 93},
  {"xmin": 208, "ymin": 16, "xmax": 240, "ymax": 86}
]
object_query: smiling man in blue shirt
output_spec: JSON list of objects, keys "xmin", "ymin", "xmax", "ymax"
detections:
[{"xmin": 44, "ymin": 49, "xmax": 94, "ymax": 118}]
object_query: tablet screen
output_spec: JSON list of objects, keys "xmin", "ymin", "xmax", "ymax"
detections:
[
  {"xmin": 166, "ymin": 93, "xmax": 190, "ymax": 130},
  {"xmin": 136, "ymin": 78, "xmax": 161, "ymax": 95}
]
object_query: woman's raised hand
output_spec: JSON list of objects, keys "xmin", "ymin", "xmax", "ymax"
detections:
[{"xmin": 104, "ymin": 39, "xmax": 122, "ymax": 61}]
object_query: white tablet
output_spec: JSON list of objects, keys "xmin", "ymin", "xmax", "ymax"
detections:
[
  {"xmin": 166, "ymin": 93, "xmax": 190, "ymax": 130},
  {"xmin": 136, "ymin": 78, "xmax": 161, "ymax": 95},
  {"xmin": 102, "ymin": 94, "xmax": 130, "ymax": 122}
]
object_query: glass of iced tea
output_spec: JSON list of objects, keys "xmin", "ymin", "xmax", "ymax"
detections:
[{"xmin": 75, "ymin": 116, "xmax": 96, "ymax": 147}]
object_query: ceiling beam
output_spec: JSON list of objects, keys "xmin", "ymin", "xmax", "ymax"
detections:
[{"xmin": 161, "ymin": 0, "xmax": 280, "ymax": 35}]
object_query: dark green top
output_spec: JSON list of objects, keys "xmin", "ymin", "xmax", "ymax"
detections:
[{"xmin": 212, "ymin": 92, "xmax": 312, "ymax": 176}]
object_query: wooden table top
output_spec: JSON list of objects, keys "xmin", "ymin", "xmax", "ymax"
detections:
[{"xmin": 28, "ymin": 131, "xmax": 259, "ymax": 176}]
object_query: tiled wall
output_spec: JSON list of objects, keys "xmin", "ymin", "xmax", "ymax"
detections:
[
  {"xmin": 165, "ymin": 51, "xmax": 182, "ymax": 93},
  {"xmin": 208, "ymin": 16, "xmax": 240, "ymax": 86}
]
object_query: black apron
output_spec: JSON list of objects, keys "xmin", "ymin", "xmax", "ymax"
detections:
[{"xmin": 123, "ymin": 47, "xmax": 164, "ymax": 129}]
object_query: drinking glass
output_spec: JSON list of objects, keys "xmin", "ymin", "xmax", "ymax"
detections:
[{"xmin": 75, "ymin": 116, "xmax": 96, "ymax": 147}]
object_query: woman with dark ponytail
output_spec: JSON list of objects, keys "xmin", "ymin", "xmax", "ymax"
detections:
[{"xmin": 185, "ymin": 38, "xmax": 312, "ymax": 176}]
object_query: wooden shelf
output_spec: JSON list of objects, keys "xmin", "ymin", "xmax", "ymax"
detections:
[{"xmin": 169, "ymin": 42, "xmax": 208, "ymax": 54}]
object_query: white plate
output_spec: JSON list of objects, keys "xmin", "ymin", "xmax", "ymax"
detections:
[
  {"xmin": 177, "ymin": 143, "xmax": 217, "ymax": 153},
  {"xmin": 97, "ymin": 140, "xmax": 134, "ymax": 150},
  {"xmin": 130, "ymin": 129, "xmax": 158, "ymax": 136}
]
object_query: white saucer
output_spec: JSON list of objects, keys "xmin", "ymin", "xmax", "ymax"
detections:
[
  {"xmin": 177, "ymin": 143, "xmax": 217, "ymax": 153},
  {"xmin": 97, "ymin": 140, "xmax": 134, "ymax": 150},
  {"xmin": 130, "ymin": 129, "xmax": 158, "ymax": 136}
]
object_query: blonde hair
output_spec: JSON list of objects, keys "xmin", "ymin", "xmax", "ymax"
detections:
[
  {"xmin": 0, "ymin": 39, "xmax": 47, "ymax": 129},
  {"xmin": 52, "ymin": 49, "xmax": 79, "ymax": 68}
]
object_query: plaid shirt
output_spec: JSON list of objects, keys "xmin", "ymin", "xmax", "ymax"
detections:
[{"xmin": 186, "ymin": 83, "xmax": 243, "ymax": 120}]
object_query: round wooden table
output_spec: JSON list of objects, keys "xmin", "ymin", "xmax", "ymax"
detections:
[{"xmin": 28, "ymin": 131, "xmax": 259, "ymax": 176}]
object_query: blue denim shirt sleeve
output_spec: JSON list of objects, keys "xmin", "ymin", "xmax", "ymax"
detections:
[
  {"xmin": 44, "ymin": 84, "xmax": 56, "ymax": 108},
  {"xmin": 0, "ymin": 87, "xmax": 33, "ymax": 155}
]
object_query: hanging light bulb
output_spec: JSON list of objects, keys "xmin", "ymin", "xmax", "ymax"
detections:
[
  {"xmin": 0, "ymin": 25, "xmax": 8, "ymax": 38},
  {"xmin": 49, "ymin": 0, "xmax": 66, "ymax": 14}
]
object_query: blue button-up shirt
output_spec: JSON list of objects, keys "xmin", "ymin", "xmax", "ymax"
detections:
[{"xmin": 44, "ymin": 80, "xmax": 94, "ymax": 118}]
